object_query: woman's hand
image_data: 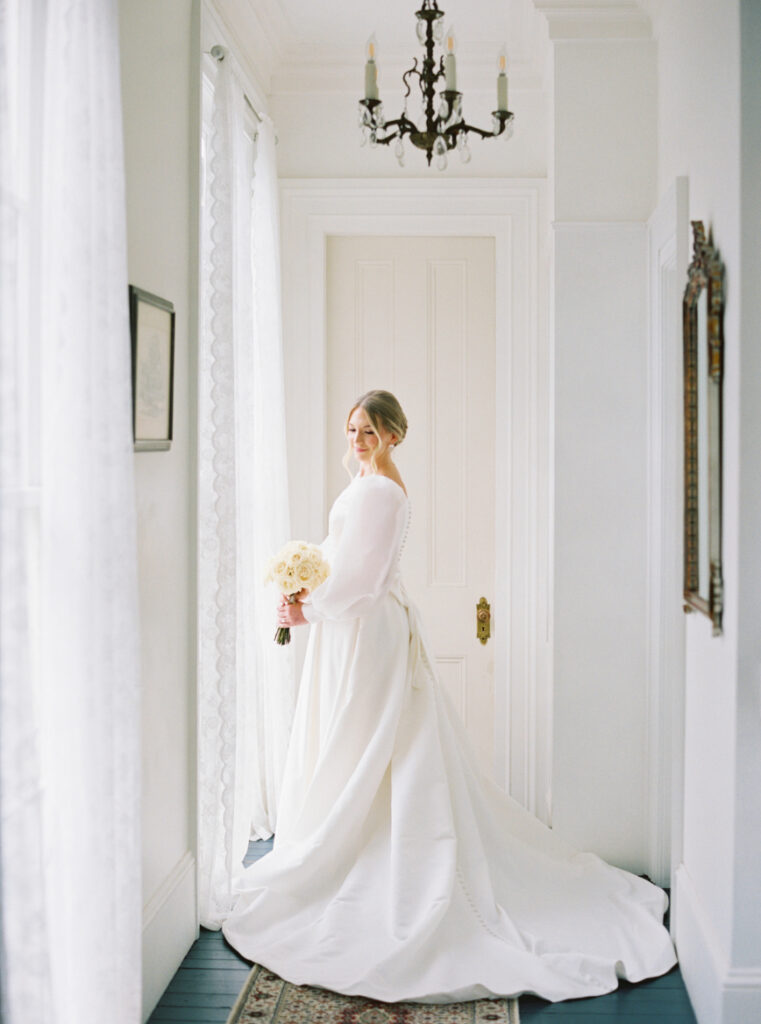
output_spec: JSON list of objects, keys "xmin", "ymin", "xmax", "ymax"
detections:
[{"xmin": 277, "ymin": 591, "xmax": 308, "ymax": 629}]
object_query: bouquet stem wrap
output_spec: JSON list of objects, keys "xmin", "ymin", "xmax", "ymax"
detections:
[{"xmin": 275, "ymin": 595, "xmax": 298, "ymax": 646}]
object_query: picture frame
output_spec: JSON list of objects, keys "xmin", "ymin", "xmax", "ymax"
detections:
[
  {"xmin": 682, "ymin": 221, "xmax": 724, "ymax": 635},
  {"xmin": 129, "ymin": 285, "xmax": 175, "ymax": 452}
]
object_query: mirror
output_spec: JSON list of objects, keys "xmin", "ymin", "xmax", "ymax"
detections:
[{"xmin": 683, "ymin": 221, "xmax": 724, "ymax": 635}]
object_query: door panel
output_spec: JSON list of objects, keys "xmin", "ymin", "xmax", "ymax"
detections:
[{"xmin": 326, "ymin": 236, "xmax": 496, "ymax": 776}]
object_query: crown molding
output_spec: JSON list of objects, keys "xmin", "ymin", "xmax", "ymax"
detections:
[{"xmin": 533, "ymin": 0, "xmax": 651, "ymax": 40}]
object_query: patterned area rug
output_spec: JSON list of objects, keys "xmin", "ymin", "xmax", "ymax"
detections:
[{"xmin": 226, "ymin": 965, "xmax": 520, "ymax": 1024}]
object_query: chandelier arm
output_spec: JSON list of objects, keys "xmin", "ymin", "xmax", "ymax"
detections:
[
  {"xmin": 372, "ymin": 133, "xmax": 399, "ymax": 146},
  {"xmin": 455, "ymin": 122, "xmax": 501, "ymax": 141},
  {"xmin": 364, "ymin": 114, "xmax": 420, "ymax": 148},
  {"xmin": 442, "ymin": 112, "xmax": 514, "ymax": 143},
  {"xmin": 385, "ymin": 115, "xmax": 418, "ymax": 132},
  {"xmin": 374, "ymin": 120, "xmax": 414, "ymax": 144},
  {"xmin": 401, "ymin": 59, "xmax": 420, "ymax": 100}
]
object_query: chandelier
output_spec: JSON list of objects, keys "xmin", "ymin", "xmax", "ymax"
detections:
[{"xmin": 358, "ymin": 0, "xmax": 514, "ymax": 169}]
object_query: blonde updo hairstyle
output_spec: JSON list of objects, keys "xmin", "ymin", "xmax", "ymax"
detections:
[{"xmin": 343, "ymin": 389, "xmax": 408, "ymax": 477}]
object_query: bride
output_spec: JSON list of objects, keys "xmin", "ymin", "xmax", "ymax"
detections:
[{"xmin": 221, "ymin": 389, "xmax": 677, "ymax": 1004}]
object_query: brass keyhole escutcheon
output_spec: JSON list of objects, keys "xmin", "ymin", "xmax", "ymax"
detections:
[{"xmin": 476, "ymin": 597, "xmax": 491, "ymax": 645}]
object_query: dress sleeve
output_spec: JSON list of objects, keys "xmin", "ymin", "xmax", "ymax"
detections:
[{"xmin": 302, "ymin": 478, "xmax": 407, "ymax": 623}]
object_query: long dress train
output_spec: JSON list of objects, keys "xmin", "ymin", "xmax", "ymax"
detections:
[{"xmin": 221, "ymin": 473, "xmax": 677, "ymax": 1003}]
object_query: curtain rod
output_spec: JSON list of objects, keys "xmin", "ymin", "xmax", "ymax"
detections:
[{"xmin": 207, "ymin": 44, "xmax": 264, "ymax": 123}]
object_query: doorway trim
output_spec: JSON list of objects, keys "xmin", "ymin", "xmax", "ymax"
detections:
[{"xmin": 279, "ymin": 177, "xmax": 550, "ymax": 818}]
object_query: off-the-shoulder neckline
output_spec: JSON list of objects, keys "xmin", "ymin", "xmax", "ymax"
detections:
[{"xmin": 352, "ymin": 472, "xmax": 408, "ymax": 500}]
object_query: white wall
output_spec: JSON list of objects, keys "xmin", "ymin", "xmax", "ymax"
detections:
[
  {"xmin": 552, "ymin": 223, "xmax": 650, "ymax": 870},
  {"xmin": 271, "ymin": 82, "xmax": 548, "ymax": 179},
  {"xmin": 553, "ymin": 38, "xmax": 656, "ymax": 222},
  {"xmin": 118, "ymin": 1, "xmax": 200, "ymax": 1019},
  {"xmin": 542, "ymin": 10, "xmax": 658, "ymax": 872},
  {"xmin": 643, "ymin": 1, "xmax": 761, "ymax": 1020}
]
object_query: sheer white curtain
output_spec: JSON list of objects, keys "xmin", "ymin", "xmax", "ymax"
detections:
[
  {"xmin": 197, "ymin": 53, "xmax": 294, "ymax": 929},
  {"xmin": 248, "ymin": 118, "xmax": 294, "ymax": 838},
  {"xmin": 0, "ymin": 1, "xmax": 141, "ymax": 1023}
]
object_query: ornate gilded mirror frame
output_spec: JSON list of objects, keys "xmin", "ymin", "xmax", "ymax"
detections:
[{"xmin": 683, "ymin": 221, "xmax": 724, "ymax": 635}]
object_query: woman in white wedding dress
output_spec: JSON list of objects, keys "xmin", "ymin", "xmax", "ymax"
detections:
[{"xmin": 221, "ymin": 389, "xmax": 677, "ymax": 1004}]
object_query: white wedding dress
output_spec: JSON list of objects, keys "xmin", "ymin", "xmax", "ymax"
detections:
[{"xmin": 222, "ymin": 473, "xmax": 677, "ymax": 1003}]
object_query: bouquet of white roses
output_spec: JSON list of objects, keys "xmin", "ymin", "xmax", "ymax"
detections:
[{"xmin": 265, "ymin": 541, "xmax": 330, "ymax": 645}]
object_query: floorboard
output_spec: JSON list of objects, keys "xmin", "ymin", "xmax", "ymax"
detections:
[{"xmin": 147, "ymin": 838, "xmax": 697, "ymax": 1024}]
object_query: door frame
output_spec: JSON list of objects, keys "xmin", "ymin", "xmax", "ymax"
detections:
[{"xmin": 279, "ymin": 177, "xmax": 551, "ymax": 818}]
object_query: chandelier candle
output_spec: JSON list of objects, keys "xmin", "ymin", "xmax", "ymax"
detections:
[
  {"xmin": 497, "ymin": 50, "xmax": 508, "ymax": 111},
  {"xmin": 357, "ymin": 0, "xmax": 514, "ymax": 168},
  {"xmin": 444, "ymin": 28, "xmax": 457, "ymax": 90},
  {"xmin": 365, "ymin": 35, "xmax": 379, "ymax": 101}
]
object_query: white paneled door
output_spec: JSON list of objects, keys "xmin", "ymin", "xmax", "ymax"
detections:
[{"xmin": 326, "ymin": 236, "xmax": 497, "ymax": 776}]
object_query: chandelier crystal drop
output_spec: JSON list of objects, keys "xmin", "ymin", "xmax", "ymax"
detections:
[{"xmin": 358, "ymin": 0, "xmax": 514, "ymax": 168}]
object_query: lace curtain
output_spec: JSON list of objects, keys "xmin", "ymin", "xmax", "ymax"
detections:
[
  {"xmin": 197, "ymin": 53, "xmax": 294, "ymax": 929},
  {"xmin": 0, "ymin": 1, "xmax": 141, "ymax": 1022}
]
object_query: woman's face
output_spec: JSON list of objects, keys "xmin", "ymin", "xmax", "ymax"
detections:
[{"xmin": 347, "ymin": 406, "xmax": 394, "ymax": 464}]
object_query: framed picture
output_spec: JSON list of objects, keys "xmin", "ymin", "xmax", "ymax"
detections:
[{"xmin": 129, "ymin": 285, "xmax": 175, "ymax": 452}]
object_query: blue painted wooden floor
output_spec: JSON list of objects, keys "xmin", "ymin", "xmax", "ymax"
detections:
[{"xmin": 147, "ymin": 838, "xmax": 697, "ymax": 1024}]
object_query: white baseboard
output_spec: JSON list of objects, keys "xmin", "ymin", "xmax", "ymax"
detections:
[
  {"xmin": 674, "ymin": 865, "xmax": 724, "ymax": 1024},
  {"xmin": 675, "ymin": 865, "xmax": 761, "ymax": 1024},
  {"xmin": 142, "ymin": 850, "xmax": 198, "ymax": 1023},
  {"xmin": 723, "ymin": 968, "xmax": 761, "ymax": 1021}
]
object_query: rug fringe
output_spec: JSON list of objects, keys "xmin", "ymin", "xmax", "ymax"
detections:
[{"xmin": 225, "ymin": 963, "xmax": 260, "ymax": 1024}]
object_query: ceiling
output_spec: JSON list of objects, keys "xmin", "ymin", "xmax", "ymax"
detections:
[
  {"xmin": 212, "ymin": 0, "xmax": 547, "ymax": 90},
  {"xmin": 212, "ymin": 0, "xmax": 651, "ymax": 96},
  {"xmin": 272, "ymin": 0, "xmax": 518, "ymax": 55}
]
